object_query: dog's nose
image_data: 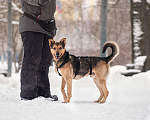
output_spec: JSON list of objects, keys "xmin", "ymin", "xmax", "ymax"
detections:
[{"xmin": 56, "ymin": 51, "xmax": 59, "ymax": 56}]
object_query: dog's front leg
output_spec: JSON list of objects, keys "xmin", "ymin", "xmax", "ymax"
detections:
[
  {"xmin": 66, "ymin": 79, "xmax": 72, "ymax": 103},
  {"xmin": 61, "ymin": 77, "xmax": 67, "ymax": 103}
]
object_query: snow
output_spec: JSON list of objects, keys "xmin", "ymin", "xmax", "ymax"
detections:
[
  {"xmin": 121, "ymin": 69, "xmax": 141, "ymax": 74},
  {"xmin": 133, "ymin": 18, "xmax": 144, "ymax": 57},
  {"xmin": 124, "ymin": 56, "xmax": 147, "ymax": 72},
  {"xmin": 133, "ymin": 19, "xmax": 143, "ymax": 39},
  {"xmin": 133, "ymin": 0, "xmax": 141, "ymax": 2},
  {"xmin": 12, "ymin": 2, "xmax": 23, "ymax": 14},
  {"xmin": 147, "ymin": 0, "xmax": 150, "ymax": 4},
  {"xmin": 0, "ymin": 62, "xmax": 7, "ymax": 72},
  {"xmin": 134, "ymin": 56, "xmax": 147, "ymax": 66},
  {"xmin": 133, "ymin": 11, "xmax": 139, "ymax": 14},
  {"xmin": 0, "ymin": 65, "xmax": 150, "ymax": 120}
]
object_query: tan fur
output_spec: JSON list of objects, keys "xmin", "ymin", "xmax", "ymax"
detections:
[{"xmin": 49, "ymin": 38, "xmax": 119, "ymax": 104}]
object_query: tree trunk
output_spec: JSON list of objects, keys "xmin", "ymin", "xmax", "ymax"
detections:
[
  {"xmin": 144, "ymin": 2, "xmax": 150, "ymax": 71},
  {"xmin": 130, "ymin": 0, "xmax": 150, "ymax": 71}
]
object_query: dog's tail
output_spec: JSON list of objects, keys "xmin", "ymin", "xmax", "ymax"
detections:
[{"xmin": 102, "ymin": 41, "xmax": 119, "ymax": 64}]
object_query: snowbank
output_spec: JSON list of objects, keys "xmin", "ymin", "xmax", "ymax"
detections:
[{"xmin": 0, "ymin": 66, "xmax": 150, "ymax": 120}]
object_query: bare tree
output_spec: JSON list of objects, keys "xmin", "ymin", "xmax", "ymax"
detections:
[
  {"xmin": 0, "ymin": 0, "xmax": 23, "ymax": 73},
  {"xmin": 107, "ymin": 0, "xmax": 131, "ymax": 65},
  {"xmin": 0, "ymin": 0, "xmax": 134, "ymax": 71},
  {"xmin": 130, "ymin": 0, "xmax": 150, "ymax": 71},
  {"xmin": 56, "ymin": 0, "xmax": 101, "ymax": 56}
]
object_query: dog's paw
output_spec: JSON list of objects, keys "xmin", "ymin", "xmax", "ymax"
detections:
[
  {"xmin": 94, "ymin": 100, "xmax": 99, "ymax": 103},
  {"xmin": 94, "ymin": 100, "xmax": 105, "ymax": 104},
  {"xmin": 99, "ymin": 101, "xmax": 104, "ymax": 104},
  {"xmin": 62, "ymin": 100, "xmax": 70, "ymax": 103},
  {"xmin": 99, "ymin": 100, "xmax": 106, "ymax": 104},
  {"xmin": 62, "ymin": 101, "xmax": 68, "ymax": 103}
]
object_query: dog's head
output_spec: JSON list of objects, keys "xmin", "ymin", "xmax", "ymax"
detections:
[{"xmin": 49, "ymin": 38, "xmax": 66, "ymax": 61}]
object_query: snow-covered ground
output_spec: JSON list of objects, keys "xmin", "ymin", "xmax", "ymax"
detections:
[{"xmin": 0, "ymin": 65, "xmax": 150, "ymax": 120}]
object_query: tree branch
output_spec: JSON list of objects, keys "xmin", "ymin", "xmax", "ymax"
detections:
[{"xmin": 12, "ymin": 2, "xmax": 23, "ymax": 14}]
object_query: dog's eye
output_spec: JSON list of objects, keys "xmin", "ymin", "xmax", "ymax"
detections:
[
  {"xmin": 53, "ymin": 47, "xmax": 56, "ymax": 50},
  {"xmin": 59, "ymin": 47, "xmax": 62, "ymax": 50}
]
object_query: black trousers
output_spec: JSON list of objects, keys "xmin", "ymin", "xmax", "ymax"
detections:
[{"xmin": 20, "ymin": 31, "xmax": 53, "ymax": 99}]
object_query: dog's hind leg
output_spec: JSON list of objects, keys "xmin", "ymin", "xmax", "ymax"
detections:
[
  {"xmin": 99, "ymin": 79, "xmax": 109, "ymax": 103},
  {"xmin": 61, "ymin": 77, "xmax": 67, "ymax": 103},
  {"xmin": 93, "ymin": 78, "xmax": 104, "ymax": 103}
]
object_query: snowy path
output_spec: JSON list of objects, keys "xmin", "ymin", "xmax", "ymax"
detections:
[{"xmin": 0, "ymin": 66, "xmax": 150, "ymax": 120}]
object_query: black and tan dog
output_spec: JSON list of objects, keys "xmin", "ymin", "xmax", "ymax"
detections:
[{"xmin": 49, "ymin": 38, "xmax": 119, "ymax": 103}]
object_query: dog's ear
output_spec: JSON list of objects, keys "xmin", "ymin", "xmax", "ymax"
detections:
[
  {"xmin": 60, "ymin": 38, "xmax": 66, "ymax": 46},
  {"xmin": 49, "ymin": 39, "xmax": 55, "ymax": 48}
]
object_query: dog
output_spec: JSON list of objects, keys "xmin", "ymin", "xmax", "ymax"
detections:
[{"xmin": 49, "ymin": 38, "xmax": 119, "ymax": 103}]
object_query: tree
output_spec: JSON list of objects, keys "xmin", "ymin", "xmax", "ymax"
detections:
[
  {"xmin": 130, "ymin": 0, "xmax": 150, "ymax": 71},
  {"xmin": 0, "ymin": 0, "xmax": 23, "ymax": 73},
  {"xmin": 107, "ymin": 0, "xmax": 131, "ymax": 65}
]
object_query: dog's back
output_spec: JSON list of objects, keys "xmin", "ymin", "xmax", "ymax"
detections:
[{"xmin": 69, "ymin": 41, "xmax": 119, "ymax": 79}]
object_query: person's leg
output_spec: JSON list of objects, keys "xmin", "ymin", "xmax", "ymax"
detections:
[
  {"xmin": 20, "ymin": 31, "xmax": 44, "ymax": 100},
  {"xmin": 37, "ymin": 35, "xmax": 53, "ymax": 98}
]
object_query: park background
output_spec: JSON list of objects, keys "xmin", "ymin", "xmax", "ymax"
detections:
[
  {"xmin": 0, "ymin": 1, "xmax": 150, "ymax": 120},
  {"xmin": 0, "ymin": 0, "xmax": 150, "ymax": 75}
]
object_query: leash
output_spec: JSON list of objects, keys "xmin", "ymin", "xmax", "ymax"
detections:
[
  {"xmin": 23, "ymin": 12, "xmax": 56, "ymax": 35},
  {"xmin": 24, "ymin": 12, "xmax": 40, "ymax": 23}
]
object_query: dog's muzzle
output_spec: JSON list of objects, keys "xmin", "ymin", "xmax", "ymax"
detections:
[{"xmin": 55, "ymin": 52, "xmax": 62, "ymax": 59}]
